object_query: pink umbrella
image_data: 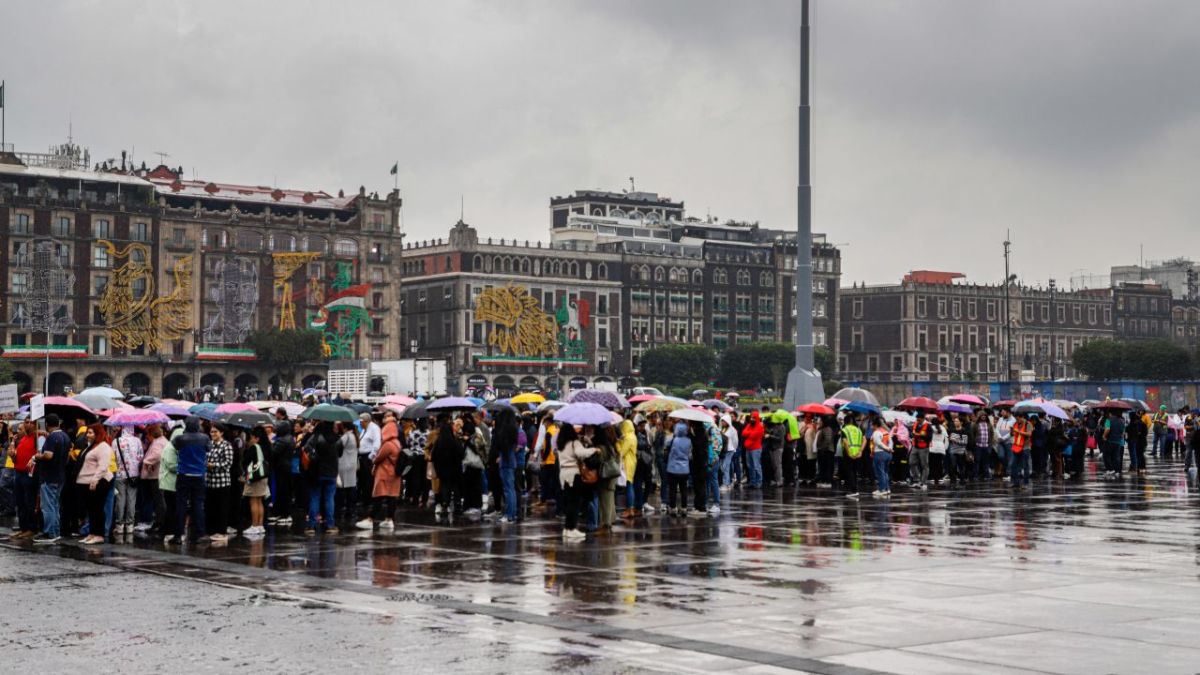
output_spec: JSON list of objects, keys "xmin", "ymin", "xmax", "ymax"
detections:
[
  {"xmin": 383, "ymin": 394, "xmax": 417, "ymax": 407},
  {"xmin": 377, "ymin": 403, "xmax": 407, "ymax": 416},
  {"xmin": 823, "ymin": 397, "xmax": 849, "ymax": 408},
  {"xmin": 948, "ymin": 393, "xmax": 987, "ymax": 407},
  {"xmin": 106, "ymin": 409, "xmax": 171, "ymax": 427},
  {"xmin": 216, "ymin": 402, "xmax": 257, "ymax": 414},
  {"xmin": 627, "ymin": 394, "xmax": 657, "ymax": 404}
]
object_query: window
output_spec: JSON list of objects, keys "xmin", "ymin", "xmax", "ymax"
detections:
[
  {"xmin": 714, "ymin": 268, "xmax": 728, "ymax": 284},
  {"xmin": 11, "ymin": 272, "xmax": 28, "ymax": 294},
  {"xmin": 1024, "ymin": 302, "xmax": 1034, "ymax": 323},
  {"xmin": 760, "ymin": 271, "xmax": 774, "ymax": 287},
  {"xmin": 132, "ymin": 222, "xmax": 149, "ymax": 242},
  {"xmin": 893, "ymin": 356, "xmax": 903, "ymax": 373},
  {"xmin": 937, "ymin": 299, "xmax": 947, "ymax": 318},
  {"xmin": 654, "ymin": 267, "xmax": 665, "ymax": 282},
  {"xmin": 1040, "ymin": 303, "xmax": 1049, "ymax": 322},
  {"xmin": 916, "ymin": 296, "xmax": 927, "ymax": 318},
  {"xmin": 967, "ymin": 301, "xmax": 977, "ymax": 319},
  {"xmin": 1088, "ymin": 305, "xmax": 1097, "ymax": 325},
  {"xmin": 371, "ymin": 344, "xmax": 383, "ymax": 360},
  {"xmin": 472, "ymin": 323, "xmax": 483, "ymax": 344},
  {"xmin": 1072, "ymin": 304, "xmax": 1082, "ymax": 324},
  {"xmin": 852, "ymin": 298, "xmax": 863, "ymax": 319},
  {"xmin": 952, "ymin": 300, "xmax": 961, "ymax": 319},
  {"xmin": 443, "ymin": 286, "xmax": 452, "ymax": 300},
  {"xmin": 372, "ymin": 293, "xmax": 383, "ymax": 308},
  {"xmin": 598, "ymin": 325, "xmax": 608, "ymax": 348},
  {"xmin": 812, "ymin": 279, "xmax": 826, "ymax": 294},
  {"xmin": 307, "ymin": 236, "xmax": 329, "ymax": 254},
  {"xmin": 53, "ymin": 216, "xmax": 71, "ymax": 237},
  {"xmin": 92, "ymin": 246, "xmax": 109, "ymax": 268},
  {"xmin": 598, "ymin": 295, "xmax": 608, "ymax": 315},
  {"xmin": 131, "ymin": 277, "xmax": 148, "ymax": 300},
  {"xmin": 1103, "ymin": 307, "xmax": 1112, "ymax": 325},
  {"xmin": 986, "ymin": 301, "xmax": 996, "ymax": 320},
  {"xmin": 1056, "ymin": 305, "xmax": 1066, "ymax": 323},
  {"xmin": 12, "ymin": 213, "xmax": 31, "ymax": 234},
  {"xmin": 370, "ymin": 267, "xmax": 384, "ymax": 283},
  {"xmin": 736, "ymin": 270, "xmax": 751, "ymax": 286},
  {"xmin": 93, "ymin": 219, "xmax": 111, "ymax": 239},
  {"xmin": 93, "ymin": 274, "xmax": 109, "ymax": 296},
  {"xmin": 334, "ymin": 239, "xmax": 358, "ymax": 257},
  {"xmin": 92, "ymin": 335, "xmax": 108, "ymax": 356}
]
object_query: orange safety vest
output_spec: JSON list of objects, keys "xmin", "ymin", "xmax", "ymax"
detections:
[{"xmin": 1012, "ymin": 420, "xmax": 1031, "ymax": 453}]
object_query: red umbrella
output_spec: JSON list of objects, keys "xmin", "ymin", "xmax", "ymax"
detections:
[
  {"xmin": 992, "ymin": 400, "xmax": 1017, "ymax": 409},
  {"xmin": 896, "ymin": 396, "xmax": 939, "ymax": 413},
  {"xmin": 1095, "ymin": 399, "xmax": 1132, "ymax": 411},
  {"xmin": 796, "ymin": 403, "xmax": 836, "ymax": 416}
]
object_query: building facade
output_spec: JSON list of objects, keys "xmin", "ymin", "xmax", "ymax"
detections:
[
  {"xmin": 839, "ymin": 272, "xmax": 1113, "ymax": 382},
  {"xmin": 399, "ymin": 189, "xmax": 842, "ymax": 395},
  {"xmin": 2, "ymin": 145, "xmax": 403, "ymax": 397}
]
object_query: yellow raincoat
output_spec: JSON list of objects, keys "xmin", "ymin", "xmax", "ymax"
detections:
[{"xmin": 617, "ymin": 419, "xmax": 637, "ymax": 480}]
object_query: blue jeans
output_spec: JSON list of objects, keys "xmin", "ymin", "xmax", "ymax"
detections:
[
  {"xmin": 14, "ymin": 473, "xmax": 38, "ymax": 532},
  {"xmin": 175, "ymin": 475, "xmax": 207, "ymax": 540},
  {"xmin": 873, "ymin": 450, "xmax": 893, "ymax": 492},
  {"xmin": 745, "ymin": 449, "xmax": 763, "ymax": 487},
  {"xmin": 997, "ymin": 440, "xmax": 1012, "ymax": 477},
  {"xmin": 706, "ymin": 464, "xmax": 720, "ymax": 507},
  {"xmin": 1011, "ymin": 450, "xmax": 1030, "ymax": 486},
  {"xmin": 719, "ymin": 452, "xmax": 733, "ymax": 486},
  {"xmin": 658, "ymin": 455, "xmax": 670, "ymax": 503},
  {"xmin": 308, "ymin": 476, "xmax": 337, "ymax": 529},
  {"xmin": 973, "ymin": 446, "xmax": 990, "ymax": 480},
  {"xmin": 40, "ymin": 482, "xmax": 62, "ymax": 537},
  {"xmin": 1152, "ymin": 430, "xmax": 1164, "ymax": 455},
  {"xmin": 500, "ymin": 467, "xmax": 517, "ymax": 520}
]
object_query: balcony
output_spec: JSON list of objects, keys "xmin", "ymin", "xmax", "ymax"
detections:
[{"xmin": 166, "ymin": 238, "xmax": 196, "ymax": 252}]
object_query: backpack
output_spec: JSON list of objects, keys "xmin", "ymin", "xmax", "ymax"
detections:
[{"xmin": 246, "ymin": 444, "xmax": 269, "ymax": 482}]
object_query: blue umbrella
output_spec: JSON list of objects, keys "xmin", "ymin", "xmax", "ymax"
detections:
[
  {"xmin": 938, "ymin": 402, "xmax": 973, "ymax": 414},
  {"xmin": 189, "ymin": 402, "xmax": 222, "ymax": 422},
  {"xmin": 842, "ymin": 400, "xmax": 881, "ymax": 416},
  {"xmin": 553, "ymin": 402, "xmax": 616, "ymax": 426},
  {"xmin": 466, "ymin": 396, "xmax": 486, "ymax": 407}
]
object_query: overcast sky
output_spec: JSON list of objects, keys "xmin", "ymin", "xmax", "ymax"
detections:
[{"xmin": 3, "ymin": 0, "xmax": 1197, "ymax": 286}]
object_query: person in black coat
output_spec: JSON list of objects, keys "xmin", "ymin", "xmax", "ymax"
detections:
[{"xmin": 270, "ymin": 421, "xmax": 296, "ymax": 523}]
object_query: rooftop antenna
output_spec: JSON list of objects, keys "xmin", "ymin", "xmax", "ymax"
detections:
[
  {"xmin": 153, "ymin": 150, "xmax": 170, "ymax": 166},
  {"xmin": 629, "ymin": 176, "xmax": 636, "ymax": 193},
  {"xmin": 460, "ymin": 194, "xmax": 464, "ymax": 222}
]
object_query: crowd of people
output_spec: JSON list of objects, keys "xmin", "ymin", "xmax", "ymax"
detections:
[{"xmin": 3, "ymin": 397, "xmax": 1199, "ymax": 544}]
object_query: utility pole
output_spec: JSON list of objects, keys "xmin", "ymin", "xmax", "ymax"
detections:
[
  {"xmin": 1003, "ymin": 231, "xmax": 1012, "ymax": 385},
  {"xmin": 784, "ymin": 0, "xmax": 825, "ymax": 408}
]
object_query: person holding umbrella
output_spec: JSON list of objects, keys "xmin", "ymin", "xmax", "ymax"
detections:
[
  {"xmin": 870, "ymin": 417, "xmax": 893, "ymax": 499},
  {"xmin": 1010, "ymin": 414, "xmax": 1033, "ymax": 489},
  {"xmin": 1102, "ymin": 409, "xmax": 1126, "ymax": 477}
]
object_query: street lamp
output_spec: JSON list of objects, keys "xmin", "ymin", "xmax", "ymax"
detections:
[{"xmin": 409, "ymin": 339, "xmax": 418, "ymax": 396}]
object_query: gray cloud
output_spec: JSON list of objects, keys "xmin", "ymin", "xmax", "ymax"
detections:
[{"xmin": 2, "ymin": 0, "xmax": 1196, "ymax": 286}]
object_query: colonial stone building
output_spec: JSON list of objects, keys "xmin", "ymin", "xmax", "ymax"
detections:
[
  {"xmin": 1, "ymin": 144, "xmax": 403, "ymax": 397},
  {"xmin": 839, "ymin": 271, "xmax": 1113, "ymax": 382}
]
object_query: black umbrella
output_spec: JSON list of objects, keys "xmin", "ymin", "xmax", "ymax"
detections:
[
  {"xmin": 400, "ymin": 399, "xmax": 433, "ymax": 420},
  {"xmin": 484, "ymin": 401, "xmax": 518, "ymax": 414},
  {"xmin": 220, "ymin": 410, "xmax": 275, "ymax": 429},
  {"xmin": 342, "ymin": 402, "xmax": 373, "ymax": 415},
  {"xmin": 126, "ymin": 395, "xmax": 159, "ymax": 408}
]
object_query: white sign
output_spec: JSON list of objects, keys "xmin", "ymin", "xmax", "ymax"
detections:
[
  {"xmin": 30, "ymin": 394, "xmax": 45, "ymax": 421},
  {"xmin": 0, "ymin": 383, "xmax": 18, "ymax": 414}
]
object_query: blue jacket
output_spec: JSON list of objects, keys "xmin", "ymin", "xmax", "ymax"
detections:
[
  {"xmin": 666, "ymin": 423, "xmax": 692, "ymax": 476},
  {"xmin": 174, "ymin": 417, "xmax": 212, "ymax": 477}
]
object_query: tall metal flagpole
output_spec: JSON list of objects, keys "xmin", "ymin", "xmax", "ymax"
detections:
[{"xmin": 784, "ymin": 0, "xmax": 825, "ymax": 408}]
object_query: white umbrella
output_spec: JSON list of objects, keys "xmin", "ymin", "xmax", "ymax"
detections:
[
  {"xmin": 668, "ymin": 408, "xmax": 715, "ymax": 423},
  {"xmin": 80, "ymin": 386, "xmax": 125, "ymax": 400}
]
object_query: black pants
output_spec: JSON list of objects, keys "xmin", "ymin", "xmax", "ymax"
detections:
[
  {"xmin": 782, "ymin": 443, "xmax": 797, "ymax": 485},
  {"xmin": 667, "ymin": 473, "xmax": 689, "ymax": 509},
  {"xmin": 437, "ymin": 468, "xmax": 462, "ymax": 510},
  {"xmin": 691, "ymin": 465, "xmax": 707, "ymax": 511},
  {"xmin": 840, "ymin": 456, "xmax": 858, "ymax": 493},
  {"xmin": 817, "ymin": 451, "xmax": 835, "ymax": 484},
  {"xmin": 405, "ymin": 455, "xmax": 428, "ymax": 504},
  {"xmin": 462, "ymin": 467, "xmax": 484, "ymax": 510},
  {"xmin": 271, "ymin": 471, "xmax": 292, "ymax": 518},
  {"xmin": 487, "ymin": 464, "xmax": 502, "ymax": 512},
  {"xmin": 162, "ymin": 490, "xmax": 176, "ymax": 535},
  {"xmin": 357, "ymin": 455, "xmax": 374, "ymax": 508},
  {"xmin": 1032, "ymin": 446, "xmax": 1048, "ymax": 476},
  {"xmin": 335, "ymin": 487, "xmax": 356, "ymax": 521},
  {"xmin": 372, "ymin": 496, "xmax": 395, "ymax": 521},
  {"xmin": 86, "ymin": 479, "xmax": 111, "ymax": 538},
  {"xmin": 929, "ymin": 453, "xmax": 945, "ymax": 483},
  {"xmin": 561, "ymin": 476, "xmax": 591, "ymax": 531},
  {"xmin": 206, "ymin": 486, "xmax": 231, "ymax": 535}
]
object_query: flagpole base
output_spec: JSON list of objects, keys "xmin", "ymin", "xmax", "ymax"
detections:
[{"xmin": 783, "ymin": 366, "xmax": 824, "ymax": 410}]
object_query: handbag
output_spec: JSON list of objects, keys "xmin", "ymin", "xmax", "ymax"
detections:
[
  {"xmin": 579, "ymin": 463, "xmax": 599, "ymax": 484},
  {"xmin": 600, "ymin": 456, "xmax": 621, "ymax": 480}
]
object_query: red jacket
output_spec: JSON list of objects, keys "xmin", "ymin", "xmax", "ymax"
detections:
[{"xmin": 742, "ymin": 412, "xmax": 765, "ymax": 451}]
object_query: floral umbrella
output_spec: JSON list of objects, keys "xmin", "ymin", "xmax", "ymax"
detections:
[
  {"xmin": 634, "ymin": 398, "xmax": 687, "ymax": 414},
  {"xmin": 567, "ymin": 389, "xmax": 628, "ymax": 409},
  {"xmin": 105, "ymin": 409, "xmax": 171, "ymax": 427}
]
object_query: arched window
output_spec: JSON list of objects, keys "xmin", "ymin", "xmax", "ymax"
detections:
[
  {"xmin": 520, "ymin": 258, "xmax": 529, "ymax": 274},
  {"xmin": 238, "ymin": 230, "xmax": 263, "ymax": 250},
  {"xmin": 611, "ymin": 209, "xmax": 626, "ymax": 218},
  {"xmin": 272, "ymin": 233, "xmax": 296, "ymax": 252},
  {"xmin": 598, "ymin": 263, "xmax": 607, "ymax": 280},
  {"xmin": 714, "ymin": 268, "xmax": 728, "ymax": 284},
  {"xmin": 592, "ymin": 208, "xmax": 604, "ymax": 216},
  {"xmin": 306, "ymin": 236, "xmax": 328, "ymax": 254},
  {"xmin": 692, "ymin": 269, "xmax": 702, "ymax": 285},
  {"xmin": 737, "ymin": 270, "xmax": 751, "ymax": 286},
  {"xmin": 334, "ymin": 238, "xmax": 358, "ymax": 257},
  {"xmin": 473, "ymin": 254, "xmax": 483, "ymax": 271},
  {"xmin": 502, "ymin": 257, "xmax": 511, "ymax": 273},
  {"xmin": 569, "ymin": 261, "xmax": 579, "ymax": 277},
  {"xmin": 492, "ymin": 256, "xmax": 502, "ymax": 272},
  {"xmin": 760, "ymin": 271, "xmax": 774, "ymax": 287},
  {"xmin": 654, "ymin": 266, "xmax": 665, "ymax": 282}
]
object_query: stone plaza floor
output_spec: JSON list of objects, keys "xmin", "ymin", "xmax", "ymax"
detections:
[{"xmin": 4, "ymin": 453, "xmax": 1200, "ymax": 674}]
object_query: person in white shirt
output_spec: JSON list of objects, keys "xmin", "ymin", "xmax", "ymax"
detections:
[
  {"xmin": 870, "ymin": 418, "xmax": 894, "ymax": 498},
  {"xmin": 719, "ymin": 415, "xmax": 739, "ymax": 489},
  {"xmin": 357, "ymin": 413, "xmax": 382, "ymax": 516},
  {"xmin": 994, "ymin": 409, "xmax": 1015, "ymax": 480}
]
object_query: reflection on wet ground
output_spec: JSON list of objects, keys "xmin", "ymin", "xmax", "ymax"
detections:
[{"xmin": 8, "ymin": 454, "xmax": 1200, "ymax": 673}]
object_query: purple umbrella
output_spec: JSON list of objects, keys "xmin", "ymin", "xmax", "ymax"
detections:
[
  {"xmin": 426, "ymin": 396, "xmax": 481, "ymax": 412},
  {"xmin": 105, "ymin": 409, "xmax": 171, "ymax": 427},
  {"xmin": 566, "ymin": 389, "xmax": 629, "ymax": 409},
  {"xmin": 938, "ymin": 402, "xmax": 974, "ymax": 414},
  {"xmin": 553, "ymin": 402, "xmax": 617, "ymax": 426},
  {"xmin": 149, "ymin": 402, "xmax": 193, "ymax": 418}
]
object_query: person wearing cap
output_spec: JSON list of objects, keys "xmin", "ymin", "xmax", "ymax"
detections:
[{"xmin": 1151, "ymin": 405, "xmax": 1169, "ymax": 457}]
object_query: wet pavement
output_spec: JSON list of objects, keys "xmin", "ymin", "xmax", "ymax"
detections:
[{"xmin": 5, "ymin": 453, "xmax": 1200, "ymax": 674}]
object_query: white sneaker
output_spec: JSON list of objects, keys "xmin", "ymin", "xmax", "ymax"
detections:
[
  {"xmin": 872, "ymin": 490, "xmax": 884, "ymax": 498},
  {"xmin": 463, "ymin": 508, "xmax": 482, "ymax": 517},
  {"xmin": 499, "ymin": 517, "xmax": 515, "ymax": 524},
  {"xmin": 380, "ymin": 519, "xmax": 395, "ymax": 530},
  {"xmin": 355, "ymin": 519, "xmax": 374, "ymax": 530},
  {"xmin": 641, "ymin": 503, "xmax": 656, "ymax": 514},
  {"xmin": 563, "ymin": 529, "xmax": 586, "ymax": 541},
  {"xmin": 134, "ymin": 523, "xmax": 151, "ymax": 532},
  {"xmin": 846, "ymin": 492, "xmax": 859, "ymax": 500},
  {"xmin": 435, "ymin": 504, "xmax": 445, "ymax": 515},
  {"xmin": 226, "ymin": 527, "xmax": 237, "ymax": 534},
  {"xmin": 687, "ymin": 509, "xmax": 707, "ymax": 518},
  {"xmin": 706, "ymin": 505, "xmax": 721, "ymax": 515}
]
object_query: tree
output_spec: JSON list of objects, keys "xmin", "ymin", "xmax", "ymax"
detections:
[
  {"xmin": 1072, "ymin": 339, "xmax": 1193, "ymax": 380},
  {"xmin": 717, "ymin": 342, "xmax": 837, "ymax": 390},
  {"xmin": 245, "ymin": 329, "xmax": 325, "ymax": 387},
  {"xmin": 639, "ymin": 344, "xmax": 716, "ymax": 387},
  {"xmin": 0, "ymin": 359, "xmax": 12, "ymax": 386}
]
